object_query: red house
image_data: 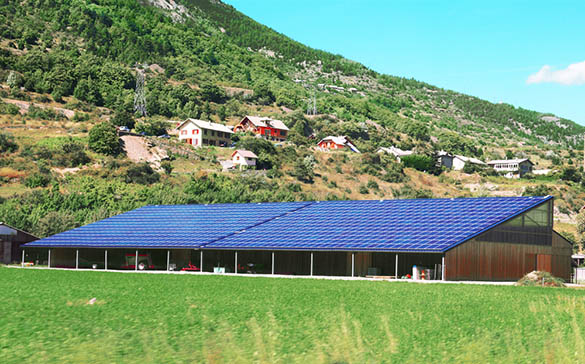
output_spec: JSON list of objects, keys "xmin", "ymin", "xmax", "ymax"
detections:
[
  {"xmin": 233, "ymin": 116, "xmax": 289, "ymax": 142},
  {"xmin": 317, "ymin": 136, "xmax": 361, "ymax": 153}
]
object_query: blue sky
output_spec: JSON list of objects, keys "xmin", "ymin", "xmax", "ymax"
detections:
[{"xmin": 225, "ymin": 0, "xmax": 585, "ymax": 125}]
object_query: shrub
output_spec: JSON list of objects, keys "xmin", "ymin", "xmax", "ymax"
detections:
[
  {"xmin": 89, "ymin": 123, "xmax": 122, "ymax": 156},
  {"xmin": 161, "ymin": 161, "xmax": 173, "ymax": 175},
  {"xmin": 401, "ymin": 154, "xmax": 435, "ymax": 172},
  {"xmin": 0, "ymin": 133, "xmax": 18, "ymax": 153},
  {"xmin": 359, "ymin": 185, "xmax": 369, "ymax": 194},
  {"xmin": 0, "ymin": 101, "xmax": 20, "ymax": 115},
  {"xmin": 560, "ymin": 167, "xmax": 581, "ymax": 183},
  {"xmin": 53, "ymin": 141, "xmax": 90, "ymax": 167},
  {"xmin": 522, "ymin": 185, "xmax": 551, "ymax": 197},
  {"xmin": 366, "ymin": 180, "xmax": 379, "ymax": 190},
  {"xmin": 125, "ymin": 163, "xmax": 160, "ymax": 185},
  {"xmin": 381, "ymin": 162, "xmax": 407, "ymax": 183},
  {"xmin": 23, "ymin": 173, "xmax": 50, "ymax": 188},
  {"xmin": 290, "ymin": 157, "xmax": 315, "ymax": 183}
]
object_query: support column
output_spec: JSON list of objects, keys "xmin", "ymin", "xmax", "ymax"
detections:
[
  {"xmin": 135, "ymin": 250, "xmax": 138, "ymax": 271},
  {"xmin": 395, "ymin": 253, "xmax": 398, "ymax": 278},
  {"xmin": 442, "ymin": 255, "xmax": 446, "ymax": 281},
  {"xmin": 21, "ymin": 249, "xmax": 24, "ymax": 268},
  {"xmin": 48, "ymin": 249, "xmax": 51, "ymax": 268},
  {"xmin": 166, "ymin": 250, "xmax": 170, "ymax": 271},
  {"xmin": 351, "ymin": 252, "xmax": 355, "ymax": 277},
  {"xmin": 200, "ymin": 250, "xmax": 203, "ymax": 273},
  {"xmin": 76, "ymin": 249, "xmax": 79, "ymax": 269},
  {"xmin": 271, "ymin": 252, "xmax": 275, "ymax": 275},
  {"xmin": 310, "ymin": 252, "xmax": 314, "ymax": 276},
  {"xmin": 235, "ymin": 251, "xmax": 238, "ymax": 274},
  {"xmin": 105, "ymin": 250, "xmax": 108, "ymax": 271}
]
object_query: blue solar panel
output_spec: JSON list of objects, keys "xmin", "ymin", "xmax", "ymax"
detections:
[
  {"xmin": 205, "ymin": 196, "xmax": 552, "ymax": 252},
  {"xmin": 24, "ymin": 202, "xmax": 311, "ymax": 248},
  {"xmin": 24, "ymin": 196, "xmax": 552, "ymax": 252}
]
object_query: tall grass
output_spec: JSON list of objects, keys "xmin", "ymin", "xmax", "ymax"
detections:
[{"xmin": 1, "ymin": 268, "xmax": 585, "ymax": 363}]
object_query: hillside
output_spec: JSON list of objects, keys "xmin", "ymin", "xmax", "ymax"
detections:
[{"xmin": 0, "ymin": 0, "xmax": 584, "ymax": 249}]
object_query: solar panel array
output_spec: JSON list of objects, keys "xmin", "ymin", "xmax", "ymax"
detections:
[
  {"xmin": 205, "ymin": 196, "xmax": 551, "ymax": 252},
  {"xmin": 24, "ymin": 196, "xmax": 551, "ymax": 252},
  {"xmin": 24, "ymin": 202, "xmax": 311, "ymax": 248}
]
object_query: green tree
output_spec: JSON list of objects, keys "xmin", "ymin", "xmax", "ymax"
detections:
[
  {"xmin": 111, "ymin": 111, "xmax": 135, "ymax": 129},
  {"xmin": 135, "ymin": 120, "xmax": 168, "ymax": 136},
  {"xmin": 200, "ymin": 84, "xmax": 226, "ymax": 103},
  {"xmin": 36, "ymin": 211, "xmax": 77, "ymax": 238},
  {"xmin": 88, "ymin": 123, "xmax": 122, "ymax": 156}
]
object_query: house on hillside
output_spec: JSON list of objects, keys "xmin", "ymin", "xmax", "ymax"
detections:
[
  {"xmin": 232, "ymin": 150, "xmax": 258, "ymax": 170},
  {"xmin": 317, "ymin": 136, "xmax": 360, "ymax": 153},
  {"xmin": 0, "ymin": 222, "xmax": 38, "ymax": 264},
  {"xmin": 438, "ymin": 151, "xmax": 486, "ymax": 171},
  {"xmin": 487, "ymin": 158, "xmax": 534, "ymax": 178},
  {"xmin": 177, "ymin": 119, "xmax": 233, "ymax": 147},
  {"xmin": 377, "ymin": 146, "xmax": 413, "ymax": 162},
  {"xmin": 233, "ymin": 116, "xmax": 289, "ymax": 142}
]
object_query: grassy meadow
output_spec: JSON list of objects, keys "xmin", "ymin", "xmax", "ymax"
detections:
[{"xmin": 1, "ymin": 267, "xmax": 585, "ymax": 363}]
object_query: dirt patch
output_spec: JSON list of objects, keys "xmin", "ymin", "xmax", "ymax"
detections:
[
  {"xmin": 2, "ymin": 98, "xmax": 75, "ymax": 119},
  {"xmin": 121, "ymin": 135, "xmax": 169, "ymax": 170}
]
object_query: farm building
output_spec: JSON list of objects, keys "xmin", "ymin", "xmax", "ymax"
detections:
[
  {"xmin": 317, "ymin": 136, "xmax": 361, "ymax": 153},
  {"xmin": 1, "ymin": 223, "xmax": 38, "ymax": 264},
  {"xmin": 22, "ymin": 196, "xmax": 571, "ymax": 281},
  {"xmin": 487, "ymin": 158, "xmax": 534, "ymax": 178},
  {"xmin": 233, "ymin": 116, "xmax": 289, "ymax": 142},
  {"xmin": 177, "ymin": 119, "xmax": 233, "ymax": 147},
  {"xmin": 438, "ymin": 152, "xmax": 486, "ymax": 171}
]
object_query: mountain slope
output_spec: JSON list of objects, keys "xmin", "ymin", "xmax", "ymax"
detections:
[{"xmin": 1, "ymin": 0, "xmax": 584, "ymax": 246}]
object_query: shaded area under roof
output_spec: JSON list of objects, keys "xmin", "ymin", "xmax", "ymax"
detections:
[{"xmin": 24, "ymin": 196, "xmax": 552, "ymax": 252}]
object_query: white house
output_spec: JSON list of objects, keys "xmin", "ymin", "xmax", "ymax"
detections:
[
  {"xmin": 377, "ymin": 146, "xmax": 413, "ymax": 162},
  {"xmin": 487, "ymin": 158, "xmax": 534, "ymax": 178},
  {"xmin": 232, "ymin": 150, "xmax": 258, "ymax": 170},
  {"xmin": 177, "ymin": 119, "xmax": 233, "ymax": 147},
  {"xmin": 438, "ymin": 151, "xmax": 486, "ymax": 171},
  {"xmin": 317, "ymin": 136, "xmax": 361, "ymax": 153}
]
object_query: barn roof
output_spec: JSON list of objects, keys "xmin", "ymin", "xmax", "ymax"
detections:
[{"xmin": 24, "ymin": 196, "xmax": 552, "ymax": 252}]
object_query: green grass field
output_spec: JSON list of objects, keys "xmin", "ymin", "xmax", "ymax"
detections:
[{"xmin": 1, "ymin": 267, "xmax": 585, "ymax": 363}]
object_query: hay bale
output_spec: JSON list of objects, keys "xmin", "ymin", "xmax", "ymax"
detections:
[{"xmin": 517, "ymin": 271, "xmax": 565, "ymax": 287}]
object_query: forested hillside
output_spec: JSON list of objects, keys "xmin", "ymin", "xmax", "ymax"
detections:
[{"xmin": 1, "ymin": 0, "xmax": 585, "ymax": 249}]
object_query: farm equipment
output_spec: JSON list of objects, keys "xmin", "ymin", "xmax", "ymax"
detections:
[
  {"xmin": 122, "ymin": 253, "xmax": 154, "ymax": 270},
  {"xmin": 181, "ymin": 262, "xmax": 200, "ymax": 272}
]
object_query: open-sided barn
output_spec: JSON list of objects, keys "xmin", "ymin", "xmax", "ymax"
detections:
[{"xmin": 23, "ymin": 196, "xmax": 571, "ymax": 281}]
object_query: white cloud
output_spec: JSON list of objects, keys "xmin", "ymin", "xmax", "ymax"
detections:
[{"xmin": 526, "ymin": 61, "xmax": 585, "ymax": 85}]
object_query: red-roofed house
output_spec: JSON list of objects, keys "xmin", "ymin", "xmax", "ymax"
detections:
[
  {"xmin": 317, "ymin": 136, "xmax": 361, "ymax": 153},
  {"xmin": 232, "ymin": 150, "xmax": 258, "ymax": 170},
  {"xmin": 233, "ymin": 116, "xmax": 289, "ymax": 142}
]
